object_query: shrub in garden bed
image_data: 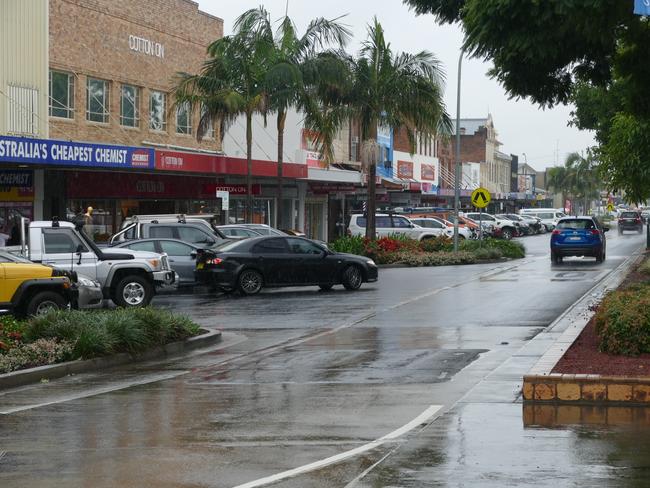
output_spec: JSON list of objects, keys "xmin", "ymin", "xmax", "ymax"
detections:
[
  {"xmin": 594, "ymin": 285, "xmax": 650, "ymax": 356},
  {"xmin": 0, "ymin": 307, "xmax": 201, "ymax": 374},
  {"xmin": 460, "ymin": 238, "xmax": 525, "ymax": 259}
]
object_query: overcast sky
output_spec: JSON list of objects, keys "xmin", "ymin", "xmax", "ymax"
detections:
[{"xmin": 197, "ymin": 0, "xmax": 595, "ymax": 170}]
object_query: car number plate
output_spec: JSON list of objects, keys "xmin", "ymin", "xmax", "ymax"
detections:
[
  {"xmin": 196, "ymin": 263, "xmax": 204, "ymax": 270},
  {"xmin": 568, "ymin": 236, "xmax": 582, "ymax": 241}
]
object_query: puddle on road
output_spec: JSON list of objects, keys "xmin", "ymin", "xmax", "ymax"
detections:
[{"xmin": 523, "ymin": 404, "xmax": 650, "ymax": 428}]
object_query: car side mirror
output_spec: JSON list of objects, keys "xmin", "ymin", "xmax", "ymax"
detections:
[
  {"xmin": 603, "ymin": 226, "xmax": 610, "ymax": 232},
  {"xmin": 190, "ymin": 252, "xmax": 197, "ymax": 259}
]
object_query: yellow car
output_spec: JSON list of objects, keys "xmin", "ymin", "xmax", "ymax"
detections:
[{"xmin": 0, "ymin": 261, "xmax": 78, "ymax": 317}]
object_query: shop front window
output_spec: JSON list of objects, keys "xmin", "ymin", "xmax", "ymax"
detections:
[
  {"xmin": 67, "ymin": 200, "xmax": 115, "ymax": 242},
  {"xmin": 228, "ymin": 198, "xmax": 275, "ymax": 225},
  {"xmin": 120, "ymin": 84, "xmax": 140, "ymax": 127}
]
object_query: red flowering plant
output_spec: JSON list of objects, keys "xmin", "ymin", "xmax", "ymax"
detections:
[{"xmin": 0, "ymin": 316, "xmax": 26, "ymax": 353}]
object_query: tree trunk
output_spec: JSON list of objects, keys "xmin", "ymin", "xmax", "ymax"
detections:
[
  {"xmin": 363, "ymin": 126, "xmax": 379, "ymax": 240},
  {"xmin": 276, "ymin": 110, "xmax": 286, "ymax": 230},
  {"xmin": 246, "ymin": 111, "xmax": 253, "ymax": 222}
]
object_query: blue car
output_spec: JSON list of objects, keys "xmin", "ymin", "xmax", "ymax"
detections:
[{"xmin": 550, "ymin": 216, "xmax": 608, "ymax": 264}]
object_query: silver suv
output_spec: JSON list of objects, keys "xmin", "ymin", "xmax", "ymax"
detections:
[
  {"xmin": 110, "ymin": 215, "xmax": 229, "ymax": 246},
  {"xmin": 348, "ymin": 214, "xmax": 439, "ymax": 241}
]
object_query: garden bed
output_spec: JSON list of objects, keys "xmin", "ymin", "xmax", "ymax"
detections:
[
  {"xmin": 329, "ymin": 235, "xmax": 525, "ymax": 266},
  {"xmin": 0, "ymin": 307, "xmax": 202, "ymax": 375}
]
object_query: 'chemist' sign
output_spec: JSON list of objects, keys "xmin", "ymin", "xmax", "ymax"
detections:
[{"xmin": 0, "ymin": 135, "xmax": 154, "ymax": 169}]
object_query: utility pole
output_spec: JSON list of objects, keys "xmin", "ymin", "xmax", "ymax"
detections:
[{"xmin": 453, "ymin": 48, "xmax": 465, "ymax": 253}]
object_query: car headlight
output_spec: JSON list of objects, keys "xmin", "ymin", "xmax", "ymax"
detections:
[
  {"xmin": 366, "ymin": 259, "xmax": 376, "ymax": 266},
  {"xmin": 147, "ymin": 258, "xmax": 161, "ymax": 270},
  {"xmin": 77, "ymin": 276, "xmax": 99, "ymax": 287}
]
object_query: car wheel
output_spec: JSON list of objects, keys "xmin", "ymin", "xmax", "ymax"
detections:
[
  {"xmin": 342, "ymin": 265, "xmax": 363, "ymax": 291},
  {"xmin": 114, "ymin": 275, "xmax": 153, "ymax": 308},
  {"xmin": 26, "ymin": 291, "xmax": 67, "ymax": 316},
  {"xmin": 319, "ymin": 284, "xmax": 334, "ymax": 291},
  {"xmin": 238, "ymin": 269, "xmax": 263, "ymax": 295},
  {"xmin": 596, "ymin": 251, "xmax": 604, "ymax": 263},
  {"xmin": 501, "ymin": 228, "xmax": 513, "ymax": 240},
  {"xmin": 552, "ymin": 252, "xmax": 562, "ymax": 265}
]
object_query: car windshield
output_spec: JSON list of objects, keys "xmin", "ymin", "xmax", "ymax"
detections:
[{"xmin": 556, "ymin": 219, "xmax": 596, "ymax": 230}]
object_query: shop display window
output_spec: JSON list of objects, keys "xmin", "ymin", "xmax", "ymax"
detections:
[{"xmin": 67, "ymin": 200, "xmax": 115, "ymax": 242}]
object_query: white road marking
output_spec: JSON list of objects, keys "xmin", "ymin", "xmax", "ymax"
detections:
[
  {"xmin": 231, "ymin": 404, "xmax": 442, "ymax": 488},
  {"xmin": 0, "ymin": 372, "xmax": 186, "ymax": 415}
]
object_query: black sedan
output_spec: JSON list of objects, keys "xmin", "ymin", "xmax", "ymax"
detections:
[{"xmin": 195, "ymin": 236, "xmax": 378, "ymax": 295}]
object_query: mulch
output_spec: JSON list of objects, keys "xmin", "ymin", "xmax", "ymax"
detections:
[{"xmin": 552, "ymin": 256, "xmax": 650, "ymax": 377}]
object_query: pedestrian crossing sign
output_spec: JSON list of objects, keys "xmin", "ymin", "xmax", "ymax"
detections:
[
  {"xmin": 607, "ymin": 203, "xmax": 615, "ymax": 212},
  {"xmin": 471, "ymin": 187, "xmax": 491, "ymax": 209}
]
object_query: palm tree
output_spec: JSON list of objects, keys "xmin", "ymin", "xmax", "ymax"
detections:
[
  {"xmin": 347, "ymin": 18, "xmax": 451, "ymax": 239},
  {"xmin": 173, "ymin": 17, "xmax": 269, "ymax": 221},
  {"xmin": 546, "ymin": 165, "xmax": 571, "ymax": 212},
  {"xmin": 235, "ymin": 8, "xmax": 350, "ymax": 228},
  {"xmin": 546, "ymin": 152, "xmax": 601, "ymax": 215}
]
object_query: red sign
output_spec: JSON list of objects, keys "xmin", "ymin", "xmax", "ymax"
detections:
[
  {"xmin": 155, "ymin": 150, "xmax": 308, "ymax": 179},
  {"xmin": 421, "ymin": 163, "xmax": 436, "ymax": 181},
  {"xmin": 397, "ymin": 160, "xmax": 414, "ymax": 179},
  {"xmin": 203, "ymin": 184, "xmax": 261, "ymax": 195}
]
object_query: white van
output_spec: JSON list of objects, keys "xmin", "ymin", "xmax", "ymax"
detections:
[{"xmin": 519, "ymin": 208, "xmax": 566, "ymax": 231}]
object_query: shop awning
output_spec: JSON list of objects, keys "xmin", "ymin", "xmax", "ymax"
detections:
[{"xmin": 381, "ymin": 177, "xmax": 422, "ymax": 192}]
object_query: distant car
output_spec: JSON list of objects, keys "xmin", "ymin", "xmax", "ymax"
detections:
[
  {"xmin": 618, "ymin": 211, "xmax": 643, "ymax": 234},
  {"xmin": 519, "ymin": 214, "xmax": 545, "ymax": 234},
  {"xmin": 411, "ymin": 217, "xmax": 472, "ymax": 239},
  {"xmin": 195, "ymin": 236, "xmax": 378, "ymax": 295},
  {"xmin": 497, "ymin": 214, "xmax": 531, "ymax": 236},
  {"xmin": 348, "ymin": 214, "xmax": 439, "ymax": 241},
  {"xmin": 550, "ymin": 216, "xmax": 608, "ymax": 264},
  {"xmin": 405, "ymin": 218, "xmax": 449, "ymax": 237},
  {"xmin": 114, "ymin": 238, "xmax": 205, "ymax": 286}
]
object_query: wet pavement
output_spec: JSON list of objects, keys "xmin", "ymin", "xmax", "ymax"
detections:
[{"xmin": 1, "ymin": 231, "xmax": 650, "ymax": 487}]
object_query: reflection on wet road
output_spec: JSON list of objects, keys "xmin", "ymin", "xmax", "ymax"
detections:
[{"xmin": 1, "ymin": 231, "xmax": 649, "ymax": 487}]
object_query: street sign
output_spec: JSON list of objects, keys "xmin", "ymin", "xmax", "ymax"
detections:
[
  {"xmin": 607, "ymin": 203, "xmax": 615, "ymax": 212},
  {"xmin": 216, "ymin": 190, "xmax": 229, "ymax": 210},
  {"xmin": 471, "ymin": 187, "xmax": 491, "ymax": 209},
  {"xmin": 634, "ymin": 0, "xmax": 650, "ymax": 16}
]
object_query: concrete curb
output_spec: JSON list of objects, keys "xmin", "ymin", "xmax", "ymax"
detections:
[
  {"xmin": 0, "ymin": 328, "xmax": 222, "ymax": 390},
  {"xmin": 522, "ymin": 250, "xmax": 647, "ymax": 406}
]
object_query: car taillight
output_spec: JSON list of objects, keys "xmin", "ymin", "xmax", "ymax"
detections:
[
  {"xmin": 590, "ymin": 229, "xmax": 600, "ymax": 235},
  {"xmin": 552, "ymin": 229, "xmax": 561, "ymax": 235},
  {"xmin": 636, "ymin": 218, "xmax": 642, "ymax": 223},
  {"xmin": 206, "ymin": 257, "xmax": 223, "ymax": 265}
]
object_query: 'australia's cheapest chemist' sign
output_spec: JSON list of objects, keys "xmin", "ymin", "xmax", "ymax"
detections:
[{"xmin": 0, "ymin": 135, "xmax": 154, "ymax": 169}]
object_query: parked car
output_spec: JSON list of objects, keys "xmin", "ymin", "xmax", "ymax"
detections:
[
  {"xmin": 0, "ymin": 249, "xmax": 103, "ymax": 309},
  {"xmin": 410, "ymin": 217, "xmax": 472, "ymax": 239},
  {"xmin": 217, "ymin": 224, "xmax": 286, "ymax": 238},
  {"xmin": 114, "ymin": 238, "xmax": 211, "ymax": 286},
  {"xmin": 348, "ymin": 214, "xmax": 439, "ymax": 241},
  {"xmin": 618, "ymin": 211, "xmax": 643, "ymax": 234},
  {"xmin": 110, "ymin": 214, "xmax": 230, "ymax": 246},
  {"xmin": 550, "ymin": 216, "xmax": 608, "ymax": 264},
  {"xmin": 519, "ymin": 214, "xmax": 546, "ymax": 234},
  {"xmin": 195, "ymin": 236, "xmax": 378, "ymax": 295},
  {"xmin": 519, "ymin": 208, "xmax": 566, "ymax": 231},
  {"xmin": 464, "ymin": 213, "xmax": 517, "ymax": 240},
  {"xmin": 0, "ymin": 254, "xmax": 78, "ymax": 316},
  {"xmin": 497, "ymin": 214, "xmax": 531, "ymax": 236}
]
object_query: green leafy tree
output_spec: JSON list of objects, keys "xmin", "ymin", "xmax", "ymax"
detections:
[
  {"xmin": 235, "ymin": 8, "xmax": 350, "ymax": 228},
  {"xmin": 347, "ymin": 18, "xmax": 450, "ymax": 239},
  {"xmin": 173, "ymin": 15, "xmax": 270, "ymax": 220}
]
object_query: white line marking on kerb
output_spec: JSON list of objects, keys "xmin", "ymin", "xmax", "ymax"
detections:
[{"xmin": 231, "ymin": 404, "xmax": 442, "ymax": 488}]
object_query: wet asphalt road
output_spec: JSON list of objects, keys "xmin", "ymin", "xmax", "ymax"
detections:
[{"xmin": 1, "ymin": 228, "xmax": 649, "ymax": 487}]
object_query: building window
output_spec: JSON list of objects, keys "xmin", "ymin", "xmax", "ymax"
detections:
[
  {"xmin": 176, "ymin": 101, "xmax": 191, "ymax": 134},
  {"xmin": 7, "ymin": 85, "xmax": 39, "ymax": 135},
  {"xmin": 86, "ymin": 78, "xmax": 109, "ymax": 123},
  {"xmin": 149, "ymin": 91, "xmax": 166, "ymax": 131},
  {"xmin": 200, "ymin": 103, "xmax": 214, "ymax": 139},
  {"xmin": 49, "ymin": 70, "xmax": 74, "ymax": 119},
  {"xmin": 120, "ymin": 84, "xmax": 139, "ymax": 127}
]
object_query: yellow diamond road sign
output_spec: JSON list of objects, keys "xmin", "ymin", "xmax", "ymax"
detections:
[
  {"xmin": 471, "ymin": 187, "xmax": 491, "ymax": 209},
  {"xmin": 607, "ymin": 203, "xmax": 615, "ymax": 212}
]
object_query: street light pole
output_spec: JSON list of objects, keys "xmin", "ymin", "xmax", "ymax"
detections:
[{"xmin": 453, "ymin": 48, "xmax": 464, "ymax": 253}]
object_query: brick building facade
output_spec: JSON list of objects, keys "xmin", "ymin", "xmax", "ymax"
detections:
[{"xmin": 48, "ymin": 0, "xmax": 223, "ymax": 150}]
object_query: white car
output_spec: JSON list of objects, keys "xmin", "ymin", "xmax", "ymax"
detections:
[
  {"xmin": 348, "ymin": 214, "xmax": 439, "ymax": 241},
  {"xmin": 410, "ymin": 217, "xmax": 472, "ymax": 239},
  {"xmin": 464, "ymin": 212, "xmax": 518, "ymax": 240},
  {"xmin": 519, "ymin": 209, "xmax": 567, "ymax": 231}
]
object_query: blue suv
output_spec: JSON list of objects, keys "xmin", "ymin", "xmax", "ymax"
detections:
[{"xmin": 550, "ymin": 216, "xmax": 608, "ymax": 264}]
